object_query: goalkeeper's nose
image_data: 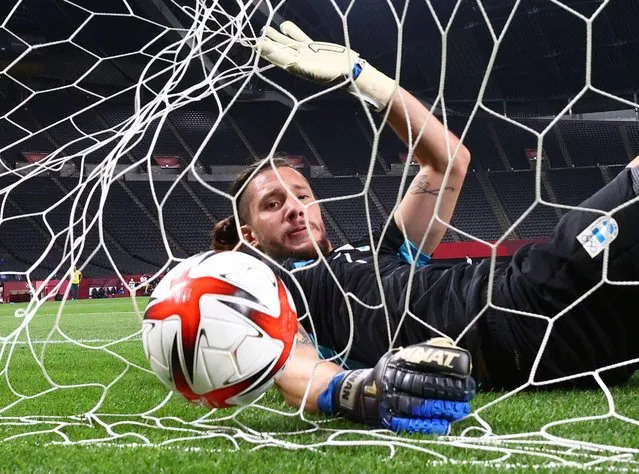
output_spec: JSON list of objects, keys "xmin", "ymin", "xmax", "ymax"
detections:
[
  {"xmin": 285, "ymin": 204, "xmax": 305, "ymax": 222},
  {"xmin": 284, "ymin": 198, "xmax": 304, "ymax": 222}
]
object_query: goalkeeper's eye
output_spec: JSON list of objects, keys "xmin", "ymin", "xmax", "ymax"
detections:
[
  {"xmin": 298, "ymin": 194, "xmax": 310, "ymax": 201},
  {"xmin": 267, "ymin": 200, "xmax": 282, "ymax": 209}
]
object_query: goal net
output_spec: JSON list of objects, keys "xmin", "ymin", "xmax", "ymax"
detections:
[{"xmin": 0, "ymin": 0, "xmax": 638, "ymax": 468}]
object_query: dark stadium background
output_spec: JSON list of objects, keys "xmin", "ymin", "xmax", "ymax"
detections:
[{"xmin": 1, "ymin": 0, "xmax": 638, "ymax": 278}]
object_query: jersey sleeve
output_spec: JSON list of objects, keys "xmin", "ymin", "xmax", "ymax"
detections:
[{"xmin": 377, "ymin": 216, "xmax": 432, "ymax": 268}]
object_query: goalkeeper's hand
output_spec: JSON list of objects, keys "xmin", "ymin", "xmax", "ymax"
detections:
[
  {"xmin": 258, "ymin": 21, "xmax": 396, "ymax": 111},
  {"xmin": 316, "ymin": 338, "xmax": 476, "ymax": 434}
]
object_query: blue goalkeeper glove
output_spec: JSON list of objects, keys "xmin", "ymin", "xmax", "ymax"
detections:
[{"xmin": 317, "ymin": 338, "xmax": 476, "ymax": 434}]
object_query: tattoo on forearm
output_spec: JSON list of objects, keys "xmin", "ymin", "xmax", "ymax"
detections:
[
  {"xmin": 297, "ymin": 334, "xmax": 313, "ymax": 345},
  {"xmin": 409, "ymin": 176, "xmax": 456, "ymax": 196},
  {"xmin": 296, "ymin": 328, "xmax": 313, "ymax": 345}
]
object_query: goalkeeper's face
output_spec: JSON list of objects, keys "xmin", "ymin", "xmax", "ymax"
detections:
[{"xmin": 242, "ymin": 167, "xmax": 331, "ymax": 260}]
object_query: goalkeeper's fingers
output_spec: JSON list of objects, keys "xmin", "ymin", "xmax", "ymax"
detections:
[
  {"xmin": 410, "ymin": 399, "xmax": 470, "ymax": 421},
  {"xmin": 387, "ymin": 370, "xmax": 476, "ymax": 402},
  {"xmin": 264, "ymin": 25, "xmax": 299, "ymax": 47},
  {"xmin": 384, "ymin": 395, "xmax": 470, "ymax": 421},
  {"xmin": 384, "ymin": 416, "xmax": 450, "ymax": 435},
  {"xmin": 280, "ymin": 21, "xmax": 313, "ymax": 43},
  {"xmin": 259, "ymin": 37, "xmax": 296, "ymax": 67}
]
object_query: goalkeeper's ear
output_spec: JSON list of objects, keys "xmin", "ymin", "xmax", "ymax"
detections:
[{"xmin": 240, "ymin": 224, "xmax": 259, "ymax": 248}]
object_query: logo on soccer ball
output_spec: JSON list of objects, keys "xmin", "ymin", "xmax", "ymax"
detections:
[{"xmin": 142, "ymin": 251, "xmax": 297, "ymax": 408}]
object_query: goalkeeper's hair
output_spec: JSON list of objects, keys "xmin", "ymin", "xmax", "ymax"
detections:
[{"xmin": 211, "ymin": 156, "xmax": 295, "ymax": 251}]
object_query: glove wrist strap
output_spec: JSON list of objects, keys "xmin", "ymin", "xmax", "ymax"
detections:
[
  {"xmin": 333, "ymin": 369, "xmax": 370, "ymax": 415},
  {"xmin": 317, "ymin": 371, "xmax": 347, "ymax": 415},
  {"xmin": 317, "ymin": 369, "xmax": 374, "ymax": 419},
  {"xmin": 348, "ymin": 62, "xmax": 397, "ymax": 112},
  {"xmin": 318, "ymin": 369, "xmax": 381, "ymax": 427}
]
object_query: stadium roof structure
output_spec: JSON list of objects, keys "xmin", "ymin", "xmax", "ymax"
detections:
[{"xmin": 2, "ymin": 0, "xmax": 639, "ymax": 117}]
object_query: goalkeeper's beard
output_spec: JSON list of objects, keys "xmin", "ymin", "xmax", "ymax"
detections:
[{"xmin": 256, "ymin": 226, "xmax": 332, "ymax": 262}]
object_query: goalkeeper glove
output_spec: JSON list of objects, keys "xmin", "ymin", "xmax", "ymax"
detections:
[
  {"xmin": 258, "ymin": 21, "xmax": 397, "ymax": 112},
  {"xmin": 316, "ymin": 338, "xmax": 476, "ymax": 434}
]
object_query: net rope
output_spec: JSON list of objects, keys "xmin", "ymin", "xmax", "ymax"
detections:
[{"xmin": 0, "ymin": 0, "xmax": 638, "ymax": 469}]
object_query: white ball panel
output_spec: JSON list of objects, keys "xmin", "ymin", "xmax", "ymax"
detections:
[
  {"xmin": 197, "ymin": 347, "xmax": 238, "ymax": 392},
  {"xmin": 189, "ymin": 251, "xmax": 281, "ymax": 317},
  {"xmin": 227, "ymin": 378, "xmax": 275, "ymax": 406},
  {"xmin": 142, "ymin": 318, "xmax": 180, "ymax": 391},
  {"xmin": 144, "ymin": 251, "xmax": 296, "ymax": 407},
  {"xmin": 159, "ymin": 317, "xmax": 182, "ymax": 367},
  {"xmin": 229, "ymin": 334, "xmax": 283, "ymax": 384},
  {"xmin": 190, "ymin": 333, "xmax": 213, "ymax": 393},
  {"xmin": 199, "ymin": 295, "xmax": 258, "ymax": 350},
  {"xmin": 149, "ymin": 257, "xmax": 194, "ymax": 300},
  {"xmin": 149, "ymin": 355, "xmax": 174, "ymax": 390},
  {"xmin": 199, "ymin": 294, "xmax": 259, "ymax": 330},
  {"xmin": 141, "ymin": 320, "xmax": 160, "ymax": 362}
]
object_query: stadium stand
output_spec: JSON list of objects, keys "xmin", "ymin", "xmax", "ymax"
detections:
[
  {"xmin": 447, "ymin": 173, "xmax": 503, "ymax": 242},
  {"xmin": 169, "ymin": 109, "xmax": 252, "ymax": 166},
  {"xmin": 535, "ymin": 125, "xmax": 568, "ymax": 169},
  {"xmin": 456, "ymin": 119, "xmax": 505, "ymax": 171},
  {"xmin": 491, "ymin": 119, "xmax": 540, "ymax": 170},
  {"xmin": 546, "ymin": 166, "xmax": 606, "ymax": 208},
  {"xmin": 230, "ymin": 103, "xmax": 318, "ymax": 164},
  {"xmin": 101, "ymin": 181, "xmax": 172, "ymax": 266},
  {"xmin": 2, "ymin": 96, "xmax": 636, "ymax": 272},
  {"xmin": 298, "ymin": 108, "xmax": 384, "ymax": 175},
  {"xmin": 370, "ymin": 175, "xmax": 410, "ymax": 216},
  {"xmin": 129, "ymin": 180, "xmax": 215, "ymax": 255},
  {"xmin": 0, "ymin": 203, "xmax": 49, "ymax": 275},
  {"xmin": 190, "ymin": 181, "xmax": 234, "ymax": 222},
  {"xmin": 0, "ymin": 121, "xmax": 53, "ymax": 166},
  {"xmin": 371, "ymin": 119, "xmax": 406, "ymax": 167},
  {"xmin": 54, "ymin": 176, "xmax": 160, "ymax": 276},
  {"xmin": 488, "ymin": 170, "xmax": 559, "ymax": 239},
  {"xmin": 100, "ymin": 108, "xmax": 188, "ymax": 164},
  {"xmin": 607, "ymin": 164, "xmax": 628, "ymax": 178},
  {"xmin": 0, "ymin": 175, "xmax": 54, "ymax": 276},
  {"xmin": 623, "ymin": 122, "xmax": 639, "ymax": 158},
  {"xmin": 310, "ymin": 177, "xmax": 386, "ymax": 242},
  {"xmin": 559, "ymin": 120, "xmax": 627, "ymax": 167}
]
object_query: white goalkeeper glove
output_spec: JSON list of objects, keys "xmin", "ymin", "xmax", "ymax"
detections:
[{"xmin": 258, "ymin": 21, "xmax": 397, "ymax": 112}]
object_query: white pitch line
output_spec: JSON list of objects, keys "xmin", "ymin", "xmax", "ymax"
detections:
[
  {"xmin": 1, "ymin": 338, "xmax": 142, "ymax": 345},
  {"xmin": 27, "ymin": 442, "xmax": 639, "ymax": 472},
  {"xmin": 3, "ymin": 300, "xmax": 148, "ymax": 309},
  {"xmin": 21, "ymin": 312, "xmax": 140, "ymax": 317}
]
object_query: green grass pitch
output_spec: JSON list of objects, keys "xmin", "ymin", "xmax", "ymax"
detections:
[{"xmin": 0, "ymin": 298, "xmax": 637, "ymax": 473}]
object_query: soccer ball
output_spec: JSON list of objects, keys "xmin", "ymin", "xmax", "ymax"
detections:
[{"xmin": 142, "ymin": 251, "xmax": 298, "ymax": 408}]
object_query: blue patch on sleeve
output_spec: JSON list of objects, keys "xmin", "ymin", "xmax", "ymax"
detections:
[
  {"xmin": 308, "ymin": 333, "xmax": 368, "ymax": 370},
  {"xmin": 397, "ymin": 240, "xmax": 431, "ymax": 268},
  {"xmin": 291, "ymin": 259, "xmax": 315, "ymax": 269}
]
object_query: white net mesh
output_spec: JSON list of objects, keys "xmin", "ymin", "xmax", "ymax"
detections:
[{"xmin": 0, "ymin": 0, "xmax": 638, "ymax": 469}]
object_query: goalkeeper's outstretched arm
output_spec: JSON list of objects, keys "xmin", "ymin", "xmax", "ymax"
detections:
[
  {"xmin": 276, "ymin": 325, "xmax": 344, "ymax": 413},
  {"xmin": 388, "ymin": 90, "xmax": 471, "ymax": 255},
  {"xmin": 258, "ymin": 21, "xmax": 471, "ymax": 255},
  {"xmin": 275, "ymin": 326, "xmax": 476, "ymax": 434}
]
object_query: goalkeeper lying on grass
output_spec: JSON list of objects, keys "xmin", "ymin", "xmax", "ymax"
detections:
[{"xmin": 210, "ymin": 21, "xmax": 639, "ymax": 434}]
